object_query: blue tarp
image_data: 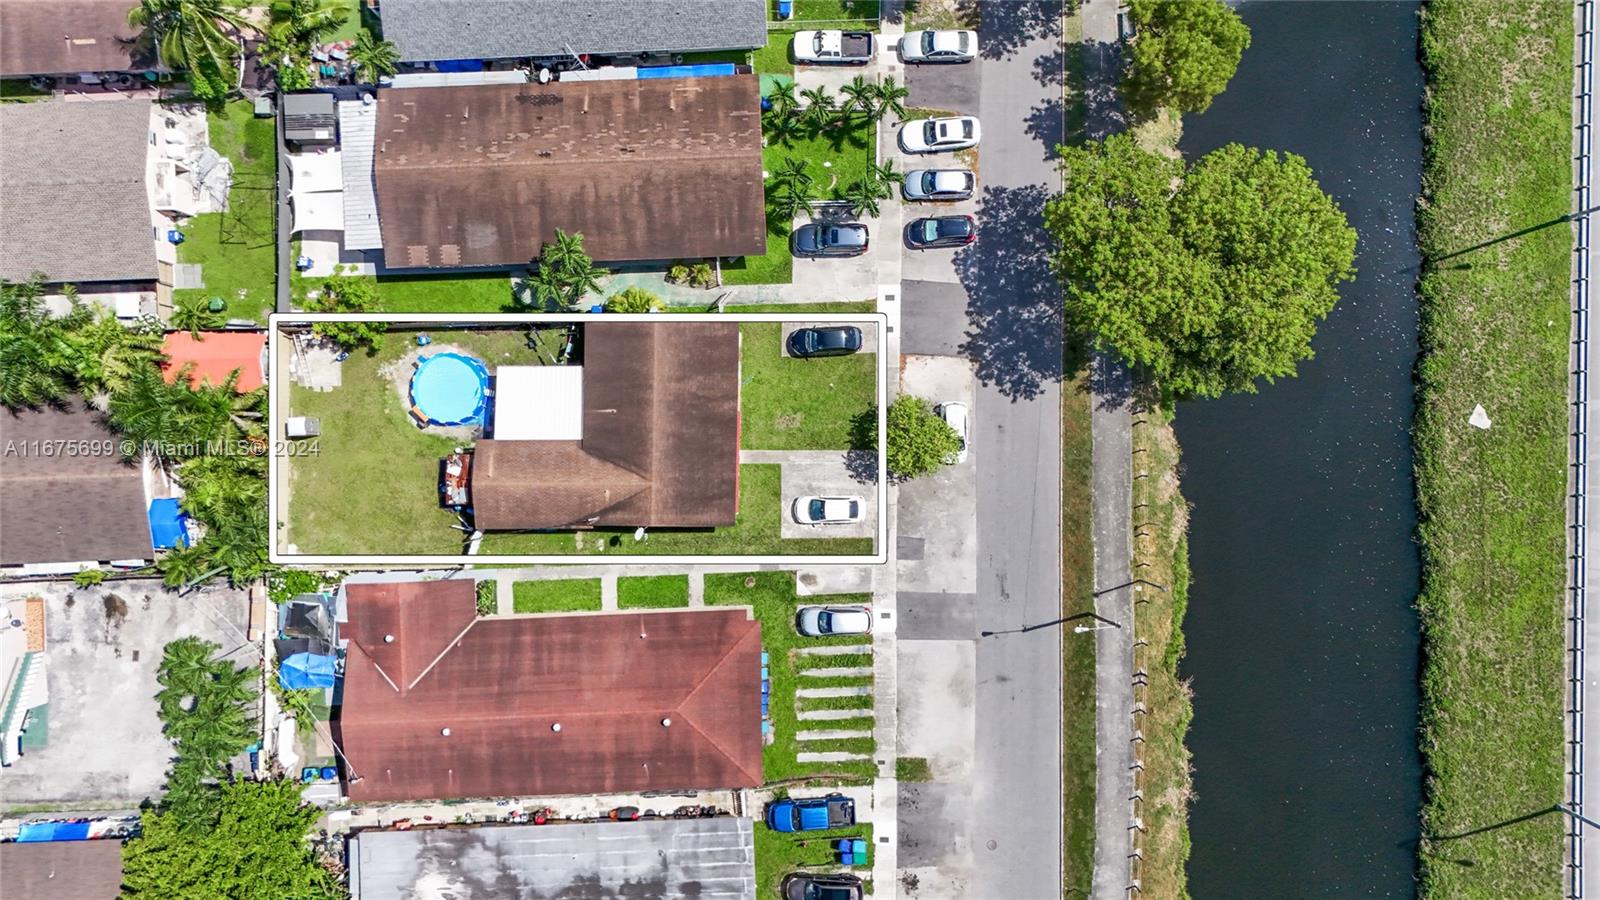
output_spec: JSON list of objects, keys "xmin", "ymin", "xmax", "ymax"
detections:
[
  {"xmin": 279, "ymin": 652, "xmax": 337, "ymax": 690},
  {"xmin": 637, "ymin": 63, "xmax": 737, "ymax": 80},
  {"xmin": 434, "ymin": 59, "xmax": 485, "ymax": 73},
  {"xmin": 16, "ymin": 822, "xmax": 91, "ymax": 842},
  {"xmin": 148, "ymin": 498, "xmax": 187, "ymax": 550}
]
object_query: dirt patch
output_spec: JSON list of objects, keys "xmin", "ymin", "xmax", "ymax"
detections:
[{"xmin": 381, "ymin": 343, "xmax": 485, "ymax": 444}]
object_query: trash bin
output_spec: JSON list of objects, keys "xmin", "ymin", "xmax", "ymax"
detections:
[
  {"xmin": 207, "ymin": 297, "xmax": 226, "ymax": 313},
  {"xmin": 777, "ymin": 0, "xmax": 793, "ymax": 18}
]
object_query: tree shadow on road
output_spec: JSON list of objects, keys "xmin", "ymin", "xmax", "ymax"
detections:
[
  {"xmin": 1080, "ymin": 39, "xmax": 1128, "ymax": 139},
  {"xmin": 1024, "ymin": 95, "xmax": 1066, "ymax": 162},
  {"xmin": 954, "ymin": 183, "xmax": 1069, "ymax": 400},
  {"xmin": 980, "ymin": 0, "xmax": 1064, "ymax": 61}
]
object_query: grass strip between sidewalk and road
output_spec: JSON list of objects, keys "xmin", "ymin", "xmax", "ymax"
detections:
[
  {"xmin": 1412, "ymin": 1, "xmax": 1571, "ymax": 895},
  {"xmin": 1061, "ymin": 371, "xmax": 1096, "ymax": 898}
]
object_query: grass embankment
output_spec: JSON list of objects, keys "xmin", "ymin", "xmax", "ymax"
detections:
[
  {"xmin": 706, "ymin": 571, "xmax": 877, "ymax": 784},
  {"xmin": 1130, "ymin": 409, "xmax": 1192, "ymax": 898},
  {"xmin": 1413, "ymin": 1, "xmax": 1571, "ymax": 894},
  {"xmin": 740, "ymin": 322, "xmax": 877, "ymax": 450},
  {"xmin": 173, "ymin": 101, "xmax": 276, "ymax": 323},
  {"xmin": 617, "ymin": 574, "xmax": 690, "ymax": 608},
  {"xmin": 512, "ymin": 579, "xmax": 602, "ymax": 613},
  {"xmin": 1061, "ymin": 373, "xmax": 1096, "ymax": 896}
]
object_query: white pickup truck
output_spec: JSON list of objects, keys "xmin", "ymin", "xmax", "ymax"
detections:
[{"xmin": 792, "ymin": 30, "xmax": 875, "ymax": 65}]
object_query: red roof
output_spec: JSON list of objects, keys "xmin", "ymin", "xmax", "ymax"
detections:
[
  {"xmin": 337, "ymin": 580, "xmax": 764, "ymax": 802},
  {"xmin": 161, "ymin": 332, "xmax": 266, "ymax": 392}
]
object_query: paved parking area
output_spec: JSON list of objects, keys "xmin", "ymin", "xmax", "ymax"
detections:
[
  {"xmin": 780, "ymin": 459, "xmax": 878, "ymax": 540},
  {"xmin": 906, "ymin": 60, "xmax": 982, "ymax": 115},
  {"xmin": 894, "ymin": 355, "xmax": 977, "ymax": 594},
  {"xmin": 0, "ymin": 580, "xmax": 254, "ymax": 809},
  {"xmin": 791, "ymin": 205, "xmax": 882, "ymax": 295}
]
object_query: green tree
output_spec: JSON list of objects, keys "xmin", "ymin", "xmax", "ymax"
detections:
[
  {"xmin": 351, "ymin": 29, "xmax": 399, "ymax": 83},
  {"xmin": 840, "ymin": 74, "xmax": 875, "ymax": 121},
  {"xmin": 800, "ymin": 87, "xmax": 839, "ymax": 131},
  {"xmin": 0, "ymin": 276, "xmax": 87, "ymax": 408},
  {"xmin": 528, "ymin": 229, "xmax": 609, "ymax": 309},
  {"xmin": 876, "ymin": 394, "xmax": 961, "ymax": 480},
  {"xmin": 171, "ymin": 294, "xmax": 225, "ymax": 337},
  {"xmin": 121, "ymin": 779, "xmax": 338, "ymax": 899},
  {"xmin": 763, "ymin": 80, "xmax": 802, "ymax": 142},
  {"xmin": 152, "ymin": 636, "xmax": 258, "ymax": 821},
  {"xmin": 1046, "ymin": 135, "xmax": 1355, "ymax": 398},
  {"xmin": 127, "ymin": 0, "xmax": 249, "ymax": 104},
  {"xmin": 871, "ymin": 75, "xmax": 909, "ymax": 123},
  {"xmin": 846, "ymin": 160, "xmax": 899, "ymax": 218},
  {"xmin": 606, "ymin": 286, "xmax": 664, "ymax": 313},
  {"xmin": 266, "ymin": 0, "xmax": 343, "ymax": 51},
  {"xmin": 306, "ymin": 276, "xmax": 385, "ymax": 352},
  {"xmin": 770, "ymin": 157, "xmax": 817, "ymax": 224},
  {"xmin": 1122, "ymin": 0, "xmax": 1251, "ymax": 116}
]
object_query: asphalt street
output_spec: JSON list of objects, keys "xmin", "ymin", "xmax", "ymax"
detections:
[{"xmin": 897, "ymin": 3, "xmax": 1067, "ymax": 899}]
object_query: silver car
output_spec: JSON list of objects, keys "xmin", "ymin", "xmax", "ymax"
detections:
[
  {"xmin": 900, "ymin": 29, "xmax": 979, "ymax": 63},
  {"xmin": 793, "ymin": 495, "xmax": 865, "ymax": 524},
  {"xmin": 903, "ymin": 168, "xmax": 975, "ymax": 201},
  {"xmin": 797, "ymin": 605, "xmax": 873, "ymax": 636}
]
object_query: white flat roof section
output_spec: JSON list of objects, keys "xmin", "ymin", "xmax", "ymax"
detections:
[
  {"xmin": 290, "ymin": 151, "xmax": 343, "ymax": 193},
  {"xmin": 338, "ymin": 99, "xmax": 382, "ymax": 250},
  {"xmin": 290, "ymin": 191, "xmax": 344, "ymax": 234},
  {"xmin": 349, "ymin": 818, "xmax": 756, "ymax": 900},
  {"xmin": 492, "ymin": 365, "xmax": 584, "ymax": 440}
]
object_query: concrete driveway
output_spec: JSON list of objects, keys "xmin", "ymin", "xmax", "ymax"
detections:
[
  {"xmin": 791, "ymin": 205, "xmax": 882, "ymax": 296},
  {"xmin": 899, "ymin": 203, "xmax": 979, "ymax": 284},
  {"xmin": 905, "ymin": 59, "xmax": 982, "ymax": 115},
  {"xmin": 895, "ymin": 355, "xmax": 977, "ymax": 595},
  {"xmin": 0, "ymin": 580, "xmax": 254, "ymax": 809},
  {"xmin": 780, "ymin": 458, "xmax": 877, "ymax": 540}
]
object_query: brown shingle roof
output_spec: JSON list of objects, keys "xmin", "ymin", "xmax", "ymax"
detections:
[
  {"xmin": 470, "ymin": 322, "xmax": 741, "ymax": 530},
  {"xmin": 0, "ymin": 840, "xmax": 124, "ymax": 898},
  {"xmin": 0, "ymin": 0, "xmax": 152, "ymax": 77},
  {"xmin": 0, "ymin": 402, "xmax": 152, "ymax": 566},
  {"xmin": 372, "ymin": 77, "xmax": 767, "ymax": 266},
  {"xmin": 337, "ymin": 580, "xmax": 763, "ymax": 802}
]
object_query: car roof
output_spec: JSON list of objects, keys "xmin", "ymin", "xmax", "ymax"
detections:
[
  {"xmin": 829, "ymin": 225, "xmax": 868, "ymax": 245},
  {"xmin": 811, "ymin": 326, "xmax": 860, "ymax": 347}
]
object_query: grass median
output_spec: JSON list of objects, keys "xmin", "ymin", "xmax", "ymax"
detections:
[
  {"xmin": 1061, "ymin": 372, "xmax": 1097, "ymax": 897},
  {"xmin": 1413, "ymin": 0, "xmax": 1571, "ymax": 895}
]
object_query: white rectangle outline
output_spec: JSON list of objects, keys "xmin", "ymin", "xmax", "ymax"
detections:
[{"xmin": 267, "ymin": 312, "xmax": 888, "ymax": 567}]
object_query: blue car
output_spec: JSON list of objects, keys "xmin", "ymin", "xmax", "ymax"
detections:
[{"xmin": 766, "ymin": 794, "xmax": 857, "ymax": 832}]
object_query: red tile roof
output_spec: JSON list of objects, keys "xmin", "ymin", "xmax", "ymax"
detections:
[
  {"xmin": 161, "ymin": 332, "xmax": 266, "ymax": 392},
  {"xmin": 337, "ymin": 579, "xmax": 763, "ymax": 802}
]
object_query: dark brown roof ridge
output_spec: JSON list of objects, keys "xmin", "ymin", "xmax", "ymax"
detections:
[{"xmin": 675, "ymin": 612, "xmax": 763, "ymax": 784}]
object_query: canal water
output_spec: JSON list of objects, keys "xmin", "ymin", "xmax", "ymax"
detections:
[{"xmin": 1174, "ymin": 2, "xmax": 1425, "ymax": 896}]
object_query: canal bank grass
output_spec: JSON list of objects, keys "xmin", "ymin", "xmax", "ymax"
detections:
[
  {"xmin": 1414, "ymin": 0, "xmax": 1571, "ymax": 896},
  {"xmin": 1131, "ymin": 407, "xmax": 1193, "ymax": 900},
  {"xmin": 1062, "ymin": 370, "xmax": 1097, "ymax": 898}
]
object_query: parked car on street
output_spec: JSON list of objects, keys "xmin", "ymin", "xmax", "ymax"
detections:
[
  {"xmin": 903, "ymin": 168, "xmax": 975, "ymax": 201},
  {"xmin": 899, "ymin": 29, "xmax": 978, "ymax": 63},
  {"xmin": 783, "ymin": 873, "xmax": 866, "ymax": 900},
  {"xmin": 899, "ymin": 116, "xmax": 981, "ymax": 152},
  {"xmin": 907, "ymin": 215, "xmax": 978, "ymax": 249},
  {"xmin": 766, "ymin": 794, "xmax": 857, "ymax": 832},
  {"xmin": 936, "ymin": 400, "xmax": 970, "ymax": 464},
  {"xmin": 793, "ymin": 30, "xmax": 875, "ymax": 64},
  {"xmin": 793, "ymin": 495, "xmax": 865, "ymax": 525},
  {"xmin": 797, "ymin": 605, "xmax": 872, "ymax": 636},
  {"xmin": 788, "ymin": 325, "xmax": 863, "ymax": 358},
  {"xmin": 792, "ymin": 222, "xmax": 870, "ymax": 258}
]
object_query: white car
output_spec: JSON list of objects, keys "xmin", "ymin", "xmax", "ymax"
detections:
[
  {"xmin": 793, "ymin": 495, "xmax": 865, "ymax": 525},
  {"xmin": 899, "ymin": 116, "xmax": 981, "ymax": 153},
  {"xmin": 797, "ymin": 605, "xmax": 873, "ymax": 636},
  {"xmin": 936, "ymin": 401, "xmax": 969, "ymax": 464},
  {"xmin": 791, "ymin": 30, "xmax": 875, "ymax": 64},
  {"xmin": 903, "ymin": 168, "xmax": 975, "ymax": 201},
  {"xmin": 900, "ymin": 29, "xmax": 979, "ymax": 63}
]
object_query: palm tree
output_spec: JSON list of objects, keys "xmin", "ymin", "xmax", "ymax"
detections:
[
  {"xmin": 170, "ymin": 295, "xmax": 225, "ymax": 338},
  {"xmin": 800, "ymin": 87, "xmax": 839, "ymax": 132},
  {"xmin": 840, "ymin": 75, "xmax": 876, "ymax": 121},
  {"xmin": 350, "ymin": 30, "xmax": 399, "ymax": 84},
  {"xmin": 846, "ymin": 178, "xmax": 883, "ymax": 219},
  {"xmin": 72, "ymin": 312, "xmax": 165, "ymax": 397},
  {"xmin": 868, "ymin": 160, "xmax": 901, "ymax": 197},
  {"xmin": 529, "ymin": 229, "xmax": 609, "ymax": 309},
  {"xmin": 770, "ymin": 157, "xmax": 817, "ymax": 223},
  {"xmin": 763, "ymin": 81, "xmax": 801, "ymax": 142},
  {"xmin": 872, "ymin": 75, "xmax": 910, "ymax": 123},
  {"xmin": 0, "ymin": 276, "xmax": 82, "ymax": 409},
  {"xmin": 266, "ymin": 0, "xmax": 343, "ymax": 51},
  {"xmin": 127, "ymin": 0, "xmax": 249, "ymax": 103}
]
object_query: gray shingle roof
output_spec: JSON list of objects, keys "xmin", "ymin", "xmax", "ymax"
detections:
[
  {"xmin": 0, "ymin": 100, "xmax": 156, "ymax": 284},
  {"xmin": 380, "ymin": 0, "xmax": 768, "ymax": 63}
]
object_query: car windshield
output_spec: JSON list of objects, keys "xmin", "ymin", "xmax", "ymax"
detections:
[
  {"xmin": 922, "ymin": 31, "xmax": 937, "ymax": 54},
  {"xmin": 848, "ymin": 500, "xmax": 860, "ymax": 517},
  {"xmin": 922, "ymin": 171, "xmax": 938, "ymax": 192},
  {"xmin": 959, "ymin": 32, "xmax": 970, "ymax": 52},
  {"xmin": 811, "ymin": 885, "xmax": 855, "ymax": 900},
  {"xmin": 809, "ymin": 498, "xmax": 826, "ymax": 518},
  {"xmin": 922, "ymin": 220, "xmax": 942, "ymax": 240},
  {"xmin": 924, "ymin": 121, "xmax": 938, "ymax": 143},
  {"xmin": 961, "ymin": 120, "xmax": 973, "ymax": 138},
  {"xmin": 817, "ymin": 611, "xmax": 832, "ymax": 630}
]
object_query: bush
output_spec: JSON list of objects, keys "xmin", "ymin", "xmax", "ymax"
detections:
[
  {"xmin": 690, "ymin": 262, "xmax": 716, "ymax": 288},
  {"xmin": 267, "ymin": 569, "xmax": 326, "ymax": 604},
  {"xmin": 605, "ymin": 286, "xmax": 665, "ymax": 313},
  {"xmin": 878, "ymin": 394, "xmax": 960, "ymax": 480},
  {"xmin": 72, "ymin": 567, "xmax": 107, "ymax": 587},
  {"xmin": 667, "ymin": 263, "xmax": 693, "ymax": 285},
  {"xmin": 305, "ymin": 276, "xmax": 384, "ymax": 352},
  {"xmin": 475, "ymin": 579, "xmax": 497, "ymax": 615}
]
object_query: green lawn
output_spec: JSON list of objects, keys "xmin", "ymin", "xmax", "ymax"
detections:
[
  {"xmin": 722, "ymin": 230, "xmax": 795, "ymax": 286},
  {"xmin": 0, "ymin": 79, "xmax": 50, "ymax": 102},
  {"xmin": 477, "ymin": 464, "xmax": 873, "ymax": 556},
  {"xmin": 755, "ymin": 821, "xmax": 874, "ymax": 899},
  {"xmin": 752, "ymin": 29, "xmax": 796, "ymax": 77},
  {"xmin": 173, "ymin": 101, "xmax": 277, "ymax": 323},
  {"xmin": 617, "ymin": 574, "xmax": 690, "ymax": 609},
  {"xmin": 739, "ymin": 322, "xmax": 876, "ymax": 450},
  {"xmin": 374, "ymin": 273, "xmax": 519, "ymax": 312},
  {"xmin": 1413, "ymin": 0, "xmax": 1571, "ymax": 896},
  {"xmin": 1061, "ymin": 372, "xmax": 1097, "ymax": 897},
  {"xmin": 512, "ymin": 579, "xmax": 603, "ymax": 613},
  {"xmin": 782, "ymin": 0, "xmax": 881, "ymax": 22},
  {"xmin": 329, "ymin": 0, "xmax": 364, "ymax": 41},
  {"xmin": 283, "ymin": 329, "xmax": 556, "ymax": 555},
  {"xmin": 706, "ymin": 571, "xmax": 876, "ymax": 784}
]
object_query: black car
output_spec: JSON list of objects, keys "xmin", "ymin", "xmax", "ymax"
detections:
[
  {"xmin": 792, "ymin": 222, "xmax": 870, "ymax": 257},
  {"xmin": 788, "ymin": 326, "xmax": 863, "ymax": 358},
  {"xmin": 906, "ymin": 215, "xmax": 978, "ymax": 249},
  {"xmin": 782, "ymin": 873, "xmax": 865, "ymax": 900}
]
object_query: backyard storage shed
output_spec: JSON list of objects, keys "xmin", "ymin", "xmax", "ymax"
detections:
[
  {"xmin": 336, "ymin": 579, "xmax": 763, "ymax": 801},
  {"xmin": 372, "ymin": 77, "xmax": 766, "ymax": 266},
  {"xmin": 282, "ymin": 92, "xmax": 337, "ymax": 146}
]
